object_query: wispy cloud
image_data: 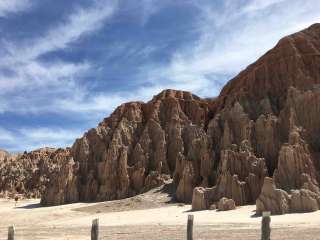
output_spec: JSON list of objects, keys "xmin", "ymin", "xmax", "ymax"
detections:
[
  {"xmin": 6, "ymin": 0, "xmax": 318, "ymax": 114},
  {"xmin": 0, "ymin": 127, "xmax": 15, "ymax": 142},
  {"xmin": 0, "ymin": 0, "xmax": 118, "ymax": 112},
  {"xmin": 55, "ymin": 93, "xmax": 127, "ymax": 114},
  {"xmin": 19, "ymin": 127, "xmax": 82, "ymax": 143},
  {"xmin": 0, "ymin": 0, "xmax": 31, "ymax": 17},
  {"xmin": 135, "ymin": 0, "xmax": 320, "ymax": 98},
  {"xmin": 137, "ymin": 0, "xmax": 163, "ymax": 26},
  {"xmin": 242, "ymin": 0, "xmax": 286, "ymax": 13},
  {"xmin": 0, "ymin": 0, "xmax": 121, "ymax": 152},
  {"xmin": 1, "ymin": 127, "xmax": 83, "ymax": 152},
  {"xmin": 3, "ymin": 0, "xmax": 118, "ymax": 63},
  {"xmin": 0, "ymin": 61, "xmax": 91, "ymax": 93}
]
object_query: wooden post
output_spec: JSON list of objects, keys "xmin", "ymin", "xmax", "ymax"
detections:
[
  {"xmin": 8, "ymin": 225, "xmax": 15, "ymax": 240},
  {"xmin": 187, "ymin": 214, "xmax": 194, "ymax": 240},
  {"xmin": 91, "ymin": 218, "xmax": 99, "ymax": 240},
  {"xmin": 261, "ymin": 211, "xmax": 271, "ymax": 240}
]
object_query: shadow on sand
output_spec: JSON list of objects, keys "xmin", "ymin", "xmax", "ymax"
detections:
[
  {"xmin": 250, "ymin": 212, "xmax": 259, "ymax": 218},
  {"xmin": 16, "ymin": 202, "xmax": 43, "ymax": 209}
]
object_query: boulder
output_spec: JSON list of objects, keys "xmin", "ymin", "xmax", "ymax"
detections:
[
  {"xmin": 217, "ymin": 197, "xmax": 236, "ymax": 211},
  {"xmin": 209, "ymin": 204, "xmax": 217, "ymax": 210},
  {"xmin": 290, "ymin": 189, "xmax": 320, "ymax": 213}
]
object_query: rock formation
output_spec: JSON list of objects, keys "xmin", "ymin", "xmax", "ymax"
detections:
[
  {"xmin": 192, "ymin": 187, "xmax": 209, "ymax": 211},
  {"xmin": 0, "ymin": 148, "xmax": 71, "ymax": 199},
  {"xmin": 2, "ymin": 24, "xmax": 320, "ymax": 215},
  {"xmin": 217, "ymin": 197, "xmax": 236, "ymax": 211},
  {"xmin": 256, "ymin": 177, "xmax": 290, "ymax": 215},
  {"xmin": 41, "ymin": 90, "xmax": 211, "ymax": 205},
  {"xmin": 38, "ymin": 24, "xmax": 320, "ymax": 212},
  {"xmin": 0, "ymin": 149, "xmax": 9, "ymax": 161}
]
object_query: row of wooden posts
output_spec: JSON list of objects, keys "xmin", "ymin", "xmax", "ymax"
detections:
[
  {"xmin": 7, "ymin": 211, "xmax": 271, "ymax": 240},
  {"xmin": 186, "ymin": 212, "xmax": 271, "ymax": 240}
]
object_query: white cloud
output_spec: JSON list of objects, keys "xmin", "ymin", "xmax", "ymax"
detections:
[
  {"xmin": 136, "ymin": 0, "xmax": 320, "ymax": 98},
  {"xmin": 0, "ymin": 0, "xmax": 31, "ymax": 17},
  {"xmin": 7, "ymin": 0, "xmax": 318, "ymax": 115},
  {"xmin": 0, "ymin": 0, "xmax": 118, "ymax": 113},
  {"xmin": 0, "ymin": 127, "xmax": 15, "ymax": 142},
  {"xmin": 56, "ymin": 93, "xmax": 127, "ymax": 114},
  {"xmin": 5, "ymin": 0, "xmax": 118, "ymax": 63},
  {"xmin": 0, "ymin": 61, "xmax": 91, "ymax": 92},
  {"xmin": 19, "ymin": 127, "xmax": 82, "ymax": 142},
  {"xmin": 0, "ymin": 127, "xmax": 83, "ymax": 152},
  {"xmin": 242, "ymin": 0, "xmax": 285, "ymax": 13},
  {"xmin": 0, "ymin": 1, "xmax": 116, "ymax": 91}
]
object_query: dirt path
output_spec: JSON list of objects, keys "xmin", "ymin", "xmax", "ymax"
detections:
[{"xmin": 74, "ymin": 181, "xmax": 179, "ymax": 214}]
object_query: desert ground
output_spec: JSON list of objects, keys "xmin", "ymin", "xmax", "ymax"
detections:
[{"xmin": 1, "ymin": 185, "xmax": 320, "ymax": 240}]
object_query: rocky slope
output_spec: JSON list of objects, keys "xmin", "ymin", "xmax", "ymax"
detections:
[
  {"xmin": 0, "ymin": 148, "xmax": 72, "ymax": 199},
  {"xmin": 41, "ymin": 90, "xmax": 211, "ymax": 205},
  {"xmin": 2, "ymin": 24, "xmax": 320, "ymax": 215},
  {"xmin": 0, "ymin": 149, "xmax": 9, "ymax": 161}
]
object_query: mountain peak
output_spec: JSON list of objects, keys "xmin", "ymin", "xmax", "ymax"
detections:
[{"xmin": 152, "ymin": 89, "xmax": 201, "ymax": 102}]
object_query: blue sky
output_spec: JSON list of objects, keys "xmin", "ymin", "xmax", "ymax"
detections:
[{"xmin": 0, "ymin": 0, "xmax": 319, "ymax": 152}]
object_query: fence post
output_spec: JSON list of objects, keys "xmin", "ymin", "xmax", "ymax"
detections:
[
  {"xmin": 261, "ymin": 211, "xmax": 271, "ymax": 240},
  {"xmin": 8, "ymin": 225, "xmax": 15, "ymax": 240},
  {"xmin": 91, "ymin": 218, "xmax": 99, "ymax": 240},
  {"xmin": 187, "ymin": 214, "xmax": 194, "ymax": 240}
]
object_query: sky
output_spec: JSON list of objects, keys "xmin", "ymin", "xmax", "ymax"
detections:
[{"xmin": 0, "ymin": 0, "xmax": 319, "ymax": 152}]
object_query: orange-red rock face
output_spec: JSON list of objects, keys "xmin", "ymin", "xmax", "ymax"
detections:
[{"xmin": 3, "ymin": 24, "xmax": 320, "ymax": 214}]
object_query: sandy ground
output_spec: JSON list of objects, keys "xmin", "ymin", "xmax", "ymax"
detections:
[{"xmin": 1, "ymin": 185, "xmax": 320, "ymax": 239}]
